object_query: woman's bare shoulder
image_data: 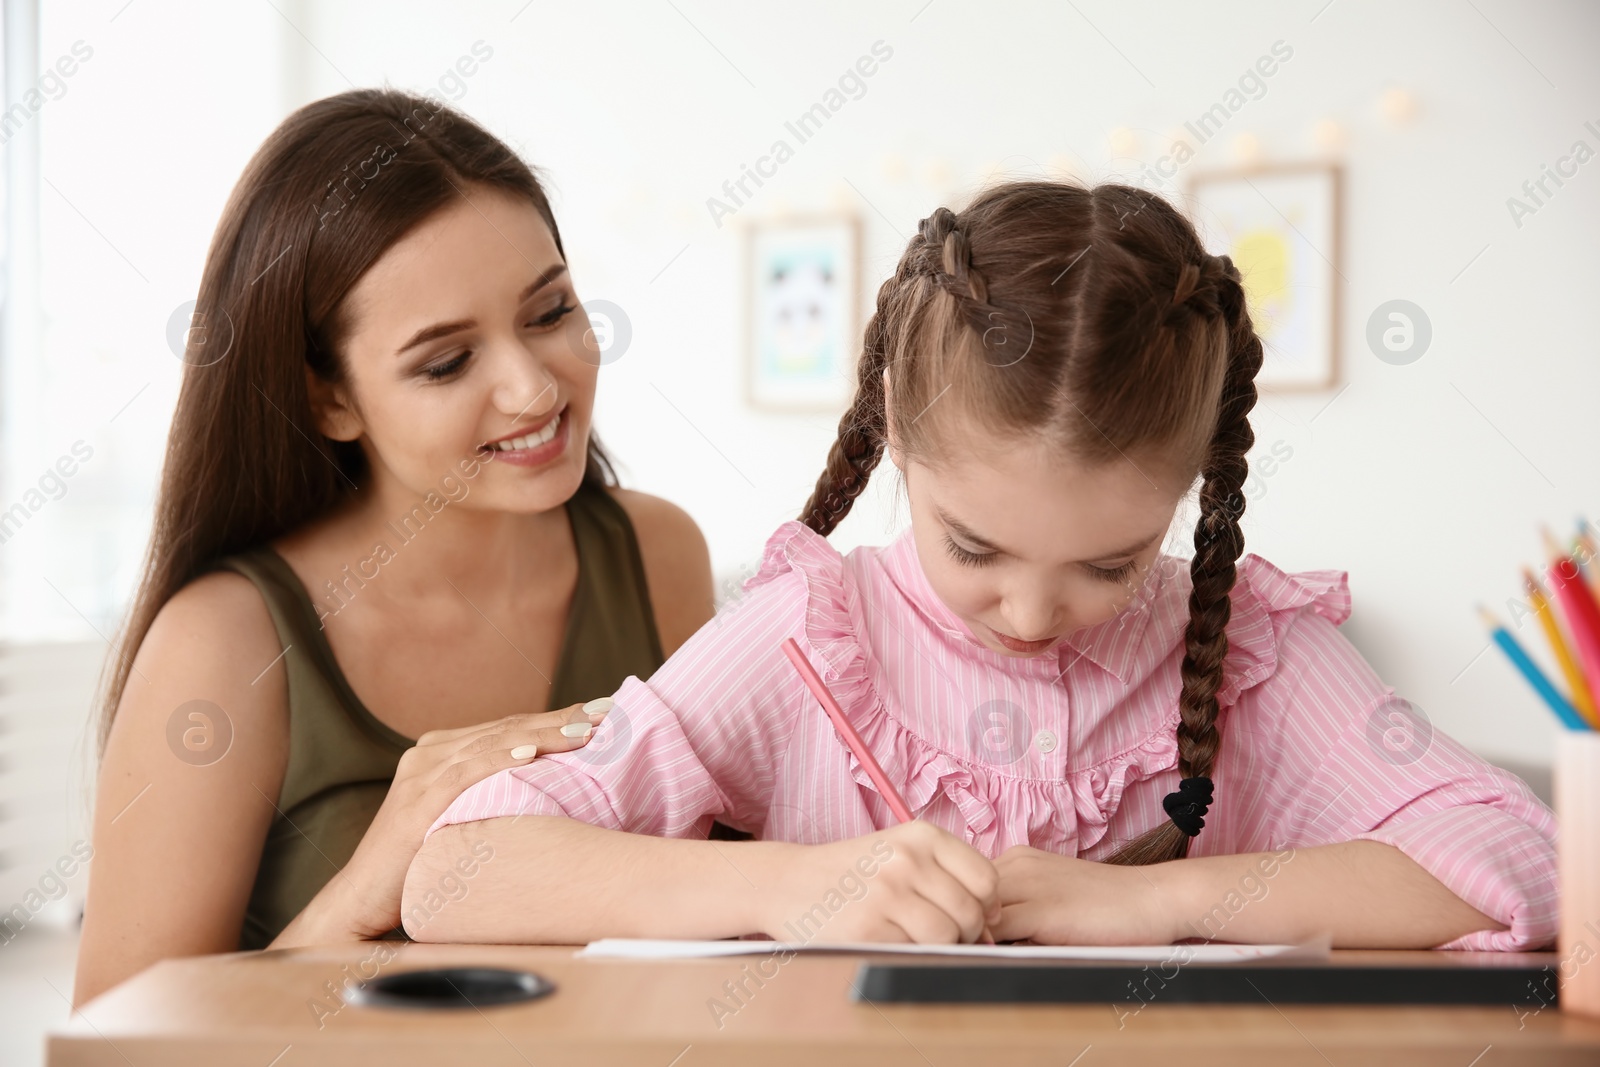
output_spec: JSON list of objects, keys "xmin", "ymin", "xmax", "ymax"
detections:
[
  {"xmin": 117, "ymin": 567, "xmax": 291, "ymax": 766},
  {"xmin": 607, "ymin": 488, "xmax": 714, "ymax": 655},
  {"xmin": 146, "ymin": 568, "xmax": 282, "ymax": 662}
]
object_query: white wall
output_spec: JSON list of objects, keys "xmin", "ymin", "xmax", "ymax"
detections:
[
  {"xmin": 7, "ymin": 1, "xmax": 305, "ymax": 635},
  {"xmin": 11, "ymin": 0, "xmax": 1600, "ymax": 771}
]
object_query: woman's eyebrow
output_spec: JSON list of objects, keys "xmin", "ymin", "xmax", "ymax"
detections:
[
  {"xmin": 938, "ymin": 506, "xmax": 1162, "ymax": 561},
  {"xmin": 393, "ymin": 264, "xmax": 569, "ymax": 356}
]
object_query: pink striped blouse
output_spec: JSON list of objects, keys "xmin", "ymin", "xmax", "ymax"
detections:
[{"xmin": 430, "ymin": 520, "xmax": 1558, "ymax": 951}]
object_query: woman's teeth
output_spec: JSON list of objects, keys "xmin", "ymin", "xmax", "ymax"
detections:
[{"xmin": 492, "ymin": 413, "xmax": 561, "ymax": 451}]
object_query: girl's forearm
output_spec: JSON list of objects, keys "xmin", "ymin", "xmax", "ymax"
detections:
[
  {"xmin": 402, "ymin": 815, "xmax": 793, "ymax": 944},
  {"xmin": 1149, "ymin": 839, "xmax": 1507, "ymax": 948}
]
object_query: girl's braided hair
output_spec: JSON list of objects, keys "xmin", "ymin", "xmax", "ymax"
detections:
[{"xmin": 799, "ymin": 181, "xmax": 1263, "ymax": 864}]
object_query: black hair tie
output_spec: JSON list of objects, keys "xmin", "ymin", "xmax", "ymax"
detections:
[{"xmin": 1162, "ymin": 776, "xmax": 1214, "ymax": 837}]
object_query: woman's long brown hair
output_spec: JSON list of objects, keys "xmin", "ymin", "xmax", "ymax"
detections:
[
  {"xmin": 799, "ymin": 181, "xmax": 1263, "ymax": 865},
  {"xmin": 96, "ymin": 88, "xmax": 616, "ymax": 758}
]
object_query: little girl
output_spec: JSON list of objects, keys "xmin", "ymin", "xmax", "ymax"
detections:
[{"xmin": 404, "ymin": 181, "xmax": 1556, "ymax": 950}]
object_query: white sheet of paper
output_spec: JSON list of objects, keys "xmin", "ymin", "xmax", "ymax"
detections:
[{"xmin": 577, "ymin": 938, "xmax": 1329, "ymax": 963}]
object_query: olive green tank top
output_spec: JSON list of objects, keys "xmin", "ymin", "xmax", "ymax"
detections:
[{"xmin": 215, "ymin": 480, "xmax": 665, "ymax": 950}]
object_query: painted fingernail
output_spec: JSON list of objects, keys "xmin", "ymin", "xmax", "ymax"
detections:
[
  {"xmin": 583, "ymin": 697, "xmax": 614, "ymax": 718},
  {"xmin": 560, "ymin": 722, "xmax": 593, "ymax": 739},
  {"xmin": 510, "ymin": 744, "xmax": 539, "ymax": 759}
]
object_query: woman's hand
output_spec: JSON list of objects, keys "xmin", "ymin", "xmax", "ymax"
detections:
[
  {"xmin": 754, "ymin": 821, "xmax": 1000, "ymax": 944},
  {"xmin": 272, "ymin": 697, "xmax": 614, "ymax": 946},
  {"xmin": 992, "ymin": 845, "xmax": 1180, "ymax": 945}
]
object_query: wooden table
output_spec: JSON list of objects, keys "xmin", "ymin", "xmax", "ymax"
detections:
[{"xmin": 49, "ymin": 943, "xmax": 1600, "ymax": 1066}]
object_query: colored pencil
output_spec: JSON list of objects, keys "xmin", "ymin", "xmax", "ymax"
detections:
[
  {"xmin": 1479, "ymin": 606, "xmax": 1591, "ymax": 730},
  {"xmin": 1522, "ymin": 568, "xmax": 1599, "ymax": 727},
  {"xmin": 783, "ymin": 638, "xmax": 914, "ymax": 821},
  {"xmin": 1577, "ymin": 519, "xmax": 1600, "ymax": 602},
  {"xmin": 1544, "ymin": 529, "xmax": 1600, "ymax": 704},
  {"xmin": 781, "ymin": 637, "xmax": 996, "ymax": 943}
]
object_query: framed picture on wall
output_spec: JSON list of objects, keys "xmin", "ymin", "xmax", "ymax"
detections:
[
  {"xmin": 1186, "ymin": 163, "xmax": 1342, "ymax": 392},
  {"xmin": 744, "ymin": 214, "xmax": 861, "ymax": 411}
]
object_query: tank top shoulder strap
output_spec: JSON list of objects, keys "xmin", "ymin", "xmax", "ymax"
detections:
[
  {"xmin": 210, "ymin": 547, "xmax": 410, "ymax": 812},
  {"xmin": 550, "ymin": 480, "xmax": 666, "ymax": 707}
]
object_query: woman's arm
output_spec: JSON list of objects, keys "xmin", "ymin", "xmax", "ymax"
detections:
[
  {"xmin": 74, "ymin": 574, "xmax": 611, "ymax": 1006},
  {"xmin": 993, "ymin": 839, "xmax": 1506, "ymax": 948},
  {"xmin": 268, "ymin": 704, "xmax": 608, "ymax": 950},
  {"xmin": 403, "ymin": 815, "xmax": 1000, "ymax": 945},
  {"xmin": 73, "ymin": 572, "xmax": 291, "ymax": 1007}
]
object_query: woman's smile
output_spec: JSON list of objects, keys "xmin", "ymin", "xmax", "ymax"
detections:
[{"xmin": 479, "ymin": 404, "xmax": 569, "ymax": 467}]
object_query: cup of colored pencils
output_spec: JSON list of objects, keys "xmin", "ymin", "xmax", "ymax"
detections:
[{"xmin": 1483, "ymin": 519, "xmax": 1600, "ymax": 1015}]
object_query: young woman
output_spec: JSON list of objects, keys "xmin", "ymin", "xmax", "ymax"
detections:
[
  {"xmin": 402, "ymin": 181, "xmax": 1555, "ymax": 951},
  {"xmin": 72, "ymin": 88, "xmax": 715, "ymax": 1006}
]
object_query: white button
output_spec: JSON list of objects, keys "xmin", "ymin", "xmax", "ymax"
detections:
[{"xmin": 1035, "ymin": 730, "xmax": 1058, "ymax": 753}]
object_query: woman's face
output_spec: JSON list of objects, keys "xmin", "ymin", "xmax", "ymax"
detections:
[{"xmin": 322, "ymin": 184, "xmax": 600, "ymax": 514}]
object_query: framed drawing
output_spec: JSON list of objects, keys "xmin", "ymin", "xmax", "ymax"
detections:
[
  {"xmin": 1186, "ymin": 163, "xmax": 1341, "ymax": 391},
  {"xmin": 744, "ymin": 214, "xmax": 861, "ymax": 411}
]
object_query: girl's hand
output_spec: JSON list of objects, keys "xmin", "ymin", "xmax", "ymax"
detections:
[
  {"xmin": 756, "ymin": 821, "xmax": 1000, "ymax": 944},
  {"xmin": 992, "ymin": 845, "xmax": 1181, "ymax": 945},
  {"xmin": 275, "ymin": 698, "xmax": 613, "ymax": 945}
]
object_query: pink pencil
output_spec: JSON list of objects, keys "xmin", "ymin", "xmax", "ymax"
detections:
[
  {"xmin": 781, "ymin": 637, "xmax": 996, "ymax": 943},
  {"xmin": 782, "ymin": 638, "xmax": 915, "ymax": 821}
]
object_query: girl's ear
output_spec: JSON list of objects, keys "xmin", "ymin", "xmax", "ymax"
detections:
[
  {"xmin": 882, "ymin": 368, "xmax": 904, "ymax": 470},
  {"xmin": 305, "ymin": 366, "xmax": 364, "ymax": 442}
]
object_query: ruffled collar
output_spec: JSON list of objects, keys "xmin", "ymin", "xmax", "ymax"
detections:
[{"xmin": 747, "ymin": 519, "xmax": 1353, "ymax": 857}]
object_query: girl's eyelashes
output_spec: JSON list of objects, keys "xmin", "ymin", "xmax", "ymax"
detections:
[
  {"xmin": 1086, "ymin": 559, "xmax": 1138, "ymax": 584},
  {"xmin": 942, "ymin": 533, "xmax": 1139, "ymax": 583},
  {"xmin": 943, "ymin": 533, "xmax": 998, "ymax": 568}
]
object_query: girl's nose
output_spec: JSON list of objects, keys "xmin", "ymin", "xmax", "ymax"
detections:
[{"xmin": 1000, "ymin": 598, "xmax": 1061, "ymax": 643}]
